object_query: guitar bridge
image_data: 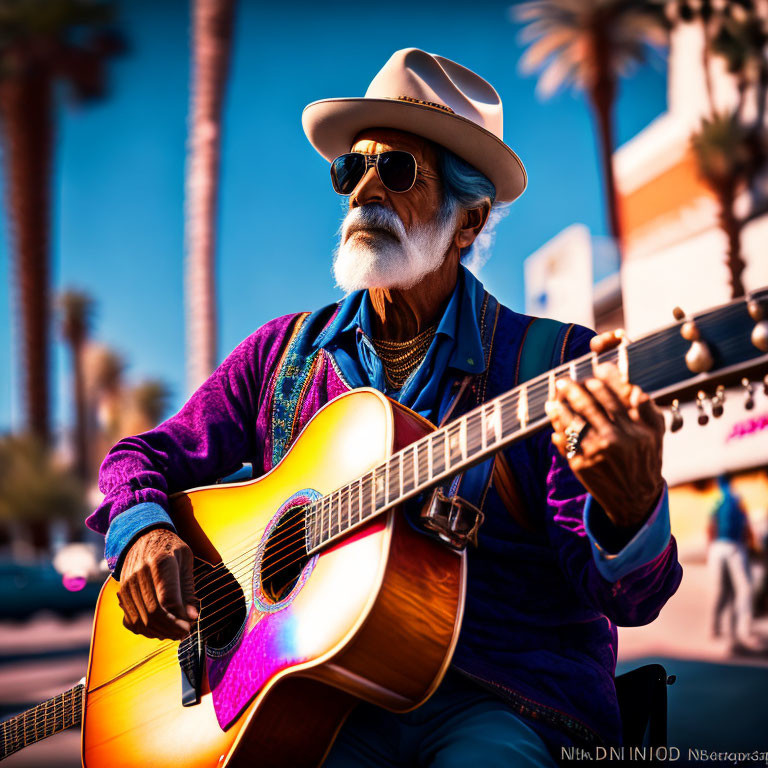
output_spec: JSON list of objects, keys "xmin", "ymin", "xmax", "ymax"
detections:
[
  {"xmin": 178, "ymin": 621, "xmax": 204, "ymax": 707},
  {"xmin": 419, "ymin": 489, "xmax": 484, "ymax": 551}
]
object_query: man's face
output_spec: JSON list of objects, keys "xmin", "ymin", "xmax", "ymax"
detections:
[
  {"xmin": 347, "ymin": 128, "xmax": 443, "ymax": 230},
  {"xmin": 332, "ymin": 128, "xmax": 459, "ymax": 293}
]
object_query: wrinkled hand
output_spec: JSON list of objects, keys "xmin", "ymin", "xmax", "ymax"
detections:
[
  {"xmin": 117, "ymin": 528, "xmax": 198, "ymax": 640},
  {"xmin": 545, "ymin": 330, "xmax": 666, "ymax": 528}
]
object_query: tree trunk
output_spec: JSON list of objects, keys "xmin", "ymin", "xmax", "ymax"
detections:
[
  {"xmin": 588, "ymin": 39, "xmax": 625, "ymax": 329},
  {"xmin": 0, "ymin": 67, "xmax": 53, "ymax": 442},
  {"xmin": 718, "ymin": 182, "xmax": 746, "ymax": 299},
  {"xmin": 589, "ymin": 76, "xmax": 622, "ymax": 250},
  {"xmin": 184, "ymin": 0, "xmax": 237, "ymax": 394},
  {"xmin": 71, "ymin": 337, "xmax": 89, "ymax": 482}
]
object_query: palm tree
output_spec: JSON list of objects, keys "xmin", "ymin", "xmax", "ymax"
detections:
[
  {"xmin": 185, "ymin": 0, "xmax": 237, "ymax": 394},
  {"xmin": 129, "ymin": 379, "xmax": 171, "ymax": 433},
  {"xmin": 83, "ymin": 343, "xmax": 124, "ymax": 471},
  {"xmin": 691, "ymin": 113, "xmax": 751, "ymax": 297},
  {"xmin": 59, "ymin": 289, "xmax": 95, "ymax": 481},
  {"xmin": 667, "ymin": 0, "xmax": 768, "ymax": 298},
  {"xmin": 0, "ymin": 434, "xmax": 84, "ymax": 552},
  {"xmin": 0, "ymin": 0, "xmax": 123, "ymax": 443},
  {"xmin": 515, "ymin": 0, "xmax": 668, "ymax": 296}
]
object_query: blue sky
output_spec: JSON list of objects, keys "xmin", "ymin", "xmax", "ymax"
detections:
[{"xmin": 0, "ymin": 0, "xmax": 667, "ymax": 433}]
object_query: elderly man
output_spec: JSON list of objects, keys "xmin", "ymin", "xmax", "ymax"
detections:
[{"xmin": 88, "ymin": 49, "xmax": 682, "ymax": 766}]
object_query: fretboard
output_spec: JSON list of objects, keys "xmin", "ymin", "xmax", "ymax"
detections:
[
  {"xmin": 0, "ymin": 682, "xmax": 84, "ymax": 761},
  {"xmin": 305, "ymin": 291, "xmax": 768, "ymax": 553}
]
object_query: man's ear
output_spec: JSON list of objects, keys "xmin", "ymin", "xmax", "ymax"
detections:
[{"xmin": 455, "ymin": 201, "xmax": 491, "ymax": 250}]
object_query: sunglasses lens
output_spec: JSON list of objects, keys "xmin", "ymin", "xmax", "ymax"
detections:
[
  {"xmin": 331, "ymin": 154, "xmax": 366, "ymax": 195},
  {"xmin": 378, "ymin": 151, "xmax": 417, "ymax": 192}
]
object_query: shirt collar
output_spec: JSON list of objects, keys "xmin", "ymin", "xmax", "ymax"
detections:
[{"xmin": 321, "ymin": 265, "xmax": 487, "ymax": 375}]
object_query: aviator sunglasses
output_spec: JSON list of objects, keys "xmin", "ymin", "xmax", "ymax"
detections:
[{"xmin": 330, "ymin": 151, "xmax": 436, "ymax": 195}]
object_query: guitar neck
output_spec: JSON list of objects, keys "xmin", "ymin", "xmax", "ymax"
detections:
[
  {"xmin": 306, "ymin": 290, "xmax": 768, "ymax": 553},
  {"xmin": 0, "ymin": 682, "xmax": 84, "ymax": 761}
]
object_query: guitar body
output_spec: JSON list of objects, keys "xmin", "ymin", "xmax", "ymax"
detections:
[{"xmin": 82, "ymin": 389, "xmax": 466, "ymax": 768}]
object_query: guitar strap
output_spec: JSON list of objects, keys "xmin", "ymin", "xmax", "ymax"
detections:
[
  {"xmin": 493, "ymin": 317, "xmax": 575, "ymax": 531},
  {"xmin": 434, "ymin": 293, "xmax": 499, "ymax": 520},
  {"xmin": 268, "ymin": 311, "xmax": 315, "ymax": 469}
]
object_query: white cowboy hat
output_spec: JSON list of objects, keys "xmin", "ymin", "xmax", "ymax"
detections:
[{"xmin": 302, "ymin": 48, "xmax": 527, "ymax": 204}]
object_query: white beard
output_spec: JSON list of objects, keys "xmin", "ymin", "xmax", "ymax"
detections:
[{"xmin": 333, "ymin": 204, "xmax": 457, "ymax": 293}]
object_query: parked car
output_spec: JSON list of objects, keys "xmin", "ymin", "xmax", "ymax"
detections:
[{"xmin": 0, "ymin": 559, "xmax": 101, "ymax": 620}]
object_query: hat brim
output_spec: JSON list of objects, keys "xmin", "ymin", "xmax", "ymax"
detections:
[{"xmin": 302, "ymin": 97, "xmax": 527, "ymax": 204}]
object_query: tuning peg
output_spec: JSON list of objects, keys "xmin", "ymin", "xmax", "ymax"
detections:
[
  {"xmin": 742, "ymin": 378, "xmax": 755, "ymax": 410},
  {"xmin": 747, "ymin": 298, "xmax": 768, "ymax": 352},
  {"xmin": 674, "ymin": 310, "xmax": 714, "ymax": 374},
  {"xmin": 669, "ymin": 399, "xmax": 684, "ymax": 432},
  {"xmin": 711, "ymin": 385, "xmax": 725, "ymax": 418},
  {"xmin": 696, "ymin": 391, "xmax": 709, "ymax": 425}
]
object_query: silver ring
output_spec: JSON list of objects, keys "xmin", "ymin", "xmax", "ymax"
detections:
[{"xmin": 565, "ymin": 420, "xmax": 589, "ymax": 459}]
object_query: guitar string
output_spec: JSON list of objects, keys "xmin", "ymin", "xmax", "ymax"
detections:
[
  {"xmin": 187, "ymin": 340, "xmax": 660, "ymax": 583},
  {"xmin": 190, "ymin": 314, "xmax": 746, "ymax": 584},
  {"xmin": 176, "ymin": 335, "xmax": 755, "ymax": 655},
  {"xmin": 15, "ymin": 691, "xmax": 83, "ymax": 750},
  {"xmin": 7, "ymin": 687, "xmax": 82, "ymax": 752},
  {"xmin": 85, "ymin": 333, "xmax": 753, "ymax": 696},
  {"xmin": 124, "ymin": 362, "xmax": 675, "ymax": 676},
  {"xmin": 6, "ymin": 324, "xmax": 760, "ymax": 741},
  {"xmin": 114, "ymin": 342, "xmax": 725, "ymax": 675},
  {"xmin": 188, "ymin": 341, "xmax": 620, "ymax": 580},
  {"xmin": 81, "ymin": 360, "xmax": 760, "ymax": 712},
  {"xmin": 15, "ymin": 693, "xmax": 80, "ymax": 750},
  {"xmin": 200, "ymin": 340, "xmax": 664, "ymax": 584}
]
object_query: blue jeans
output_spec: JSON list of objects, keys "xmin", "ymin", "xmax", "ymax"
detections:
[{"xmin": 323, "ymin": 670, "xmax": 557, "ymax": 767}]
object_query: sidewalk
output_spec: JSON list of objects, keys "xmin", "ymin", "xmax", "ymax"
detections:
[
  {"xmin": 619, "ymin": 560, "xmax": 768, "ymax": 666},
  {"xmin": 0, "ymin": 614, "xmax": 90, "ymax": 767}
]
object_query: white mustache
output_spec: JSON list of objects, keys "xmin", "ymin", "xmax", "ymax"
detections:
[{"xmin": 342, "ymin": 205, "xmax": 405, "ymax": 243}]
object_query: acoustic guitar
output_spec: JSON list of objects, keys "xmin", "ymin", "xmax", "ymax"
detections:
[{"xmin": 2, "ymin": 290, "xmax": 767, "ymax": 767}]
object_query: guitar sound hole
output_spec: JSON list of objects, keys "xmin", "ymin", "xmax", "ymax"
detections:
[{"xmin": 261, "ymin": 505, "xmax": 309, "ymax": 603}]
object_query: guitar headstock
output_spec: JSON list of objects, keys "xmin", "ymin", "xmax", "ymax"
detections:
[{"xmin": 638, "ymin": 288, "xmax": 768, "ymax": 430}]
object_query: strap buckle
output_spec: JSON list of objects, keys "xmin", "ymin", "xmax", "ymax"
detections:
[{"xmin": 420, "ymin": 489, "xmax": 484, "ymax": 551}]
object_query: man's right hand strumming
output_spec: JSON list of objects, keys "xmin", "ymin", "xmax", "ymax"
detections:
[{"xmin": 117, "ymin": 529, "xmax": 199, "ymax": 640}]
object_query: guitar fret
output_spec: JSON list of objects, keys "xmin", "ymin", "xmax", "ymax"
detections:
[
  {"xmin": 500, "ymin": 395, "xmax": 517, "ymax": 435},
  {"xmin": 386, "ymin": 455, "xmax": 399, "ymax": 504},
  {"xmin": 402, "ymin": 447, "xmax": 415, "ymax": 495},
  {"xmin": 447, "ymin": 423, "xmax": 462, "ymax": 468},
  {"xmin": 466, "ymin": 411, "xmax": 483, "ymax": 454},
  {"xmin": 362, "ymin": 473, "xmax": 372, "ymax": 521},
  {"xmin": 374, "ymin": 466, "xmax": 386, "ymax": 510},
  {"xmin": 398, "ymin": 452, "xmax": 404, "ymax": 498},
  {"xmin": 335, "ymin": 489, "xmax": 341, "ymax": 537},
  {"xmin": 517, "ymin": 385, "xmax": 528, "ymax": 429},
  {"xmin": 424, "ymin": 439, "xmax": 433, "ymax": 484},
  {"xmin": 432, "ymin": 431, "xmax": 446, "ymax": 476},
  {"xmin": 486, "ymin": 400, "xmax": 501, "ymax": 445},
  {"xmin": 346, "ymin": 481, "xmax": 352, "ymax": 527}
]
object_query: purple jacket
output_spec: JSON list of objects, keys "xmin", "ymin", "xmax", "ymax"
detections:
[{"xmin": 88, "ymin": 299, "xmax": 682, "ymax": 750}]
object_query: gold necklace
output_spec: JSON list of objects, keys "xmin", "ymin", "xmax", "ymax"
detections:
[{"xmin": 369, "ymin": 324, "xmax": 437, "ymax": 390}]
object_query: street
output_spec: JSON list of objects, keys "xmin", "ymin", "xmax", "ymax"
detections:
[{"xmin": 1, "ymin": 560, "xmax": 767, "ymax": 767}]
